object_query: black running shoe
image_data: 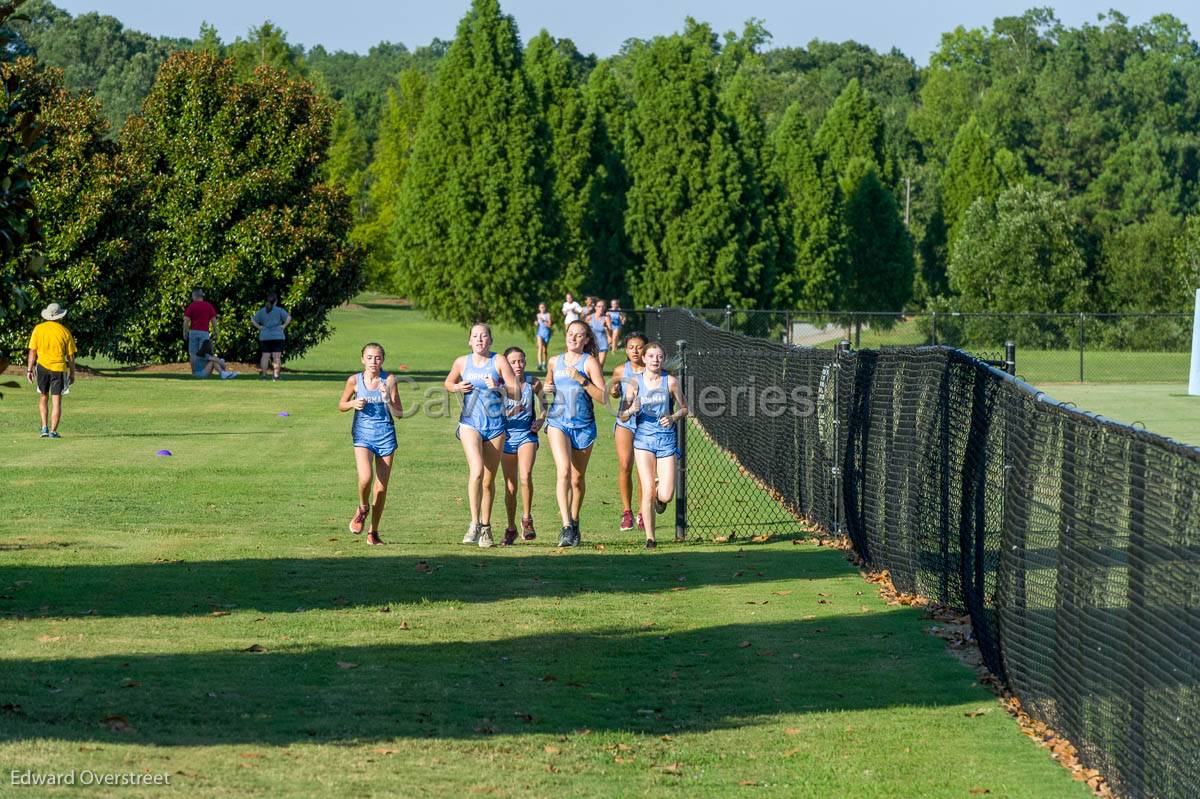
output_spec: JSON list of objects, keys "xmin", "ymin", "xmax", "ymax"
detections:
[
  {"xmin": 645, "ymin": 539, "xmax": 657, "ymax": 549},
  {"xmin": 558, "ymin": 526, "xmax": 573, "ymax": 547}
]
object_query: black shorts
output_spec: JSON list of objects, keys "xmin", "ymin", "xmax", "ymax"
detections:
[
  {"xmin": 36, "ymin": 364, "xmax": 66, "ymax": 396},
  {"xmin": 260, "ymin": 340, "xmax": 284, "ymax": 355}
]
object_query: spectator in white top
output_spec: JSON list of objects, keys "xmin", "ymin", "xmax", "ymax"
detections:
[
  {"xmin": 252, "ymin": 291, "xmax": 292, "ymax": 381},
  {"xmin": 561, "ymin": 292, "xmax": 583, "ymax": 329}
]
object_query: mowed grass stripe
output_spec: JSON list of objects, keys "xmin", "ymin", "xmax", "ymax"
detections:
[{"xmin": 0, "ymin": 302, "xmax": 1090, "ymax": 797}]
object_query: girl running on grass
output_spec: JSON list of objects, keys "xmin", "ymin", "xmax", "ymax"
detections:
[
  {"xmin": 444, "ymin": 324, "xmax": 521, "ymax": 548},
  {"xmin": 534, "ymin": 303, "xmax": 552, "ymax": 371},
  {"xmin": 609, "ymin": 331, "xmax": 647, "ymax": 534},
  {"xmin": 339, "ymin": 342, "xmax": 404, "ymax": 545},
  {"xmin": 618, "ymin": 341, "xmax": 688, "ymax": 548},
  {"xmin": 544, "ymin": 320, "xmax": 607, "ymax": 547},
  {"xmin": 588, "ymin": 299, "xmax": 613, "ymax": 368},
  {"xmin": 499, "ymin": 346, "xmax": 545, "ymax": 545}
]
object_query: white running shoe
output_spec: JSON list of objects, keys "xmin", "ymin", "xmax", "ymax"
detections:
[
  {"xmin": 477, "ymin": 524, "xmax": 494, "ymax": 548},
  {"xmin": 462, "ymin": 523, "xmax": 480, "ymax": 545},
  {"xmin": 220, "ymin": 370, "xmax": 238, "ymax": 379}
]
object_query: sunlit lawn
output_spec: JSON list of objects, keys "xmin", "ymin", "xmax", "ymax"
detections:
[{"xmin": 0, "ymin": 301, "xmax": 1090, "ymax": 797}]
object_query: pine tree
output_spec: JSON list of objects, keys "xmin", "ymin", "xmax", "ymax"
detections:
[
  {"xmin": 524, "ymin": 30, "xmax": 593, "ymax": 295},
  {"xmin": 353, "ymin": 67, "xmax": 426, "ymax": 291},
  {"xmin": 941, "ymin": 114, "xmax": 1006, "ymax": 236},
  {"xmin": 394, "ymin": 0, "xmax": 556, "ymax": 328},
  {"xmin": 719, "ymin": 65, "xmax": 783, "ymax": 308},
  {"xmin": 324, "ymin": 102, "xmax": 369, "ymax": 220},
  {"xmin": 581, "ymin": 60, "xmax": 633, "ymax": 301},
  {"xmin": 770, "ymin": 101, "xmax": 840, "ymax": 309},
  {"xmin": 623, "ymin": 20, "xmax": 769, "ymax": 308},
  {"xmin": 815, "ymin": 78, "xmax": 884, "ymax": 179},
  {"xmin": 840, "ymin": 157, "xmax": 914, "ymax": 312}
]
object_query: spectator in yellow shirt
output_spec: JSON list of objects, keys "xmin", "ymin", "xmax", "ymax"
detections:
[{"xmin": 26, "ymin": 302, "xmax": 77, "ymax": 439}]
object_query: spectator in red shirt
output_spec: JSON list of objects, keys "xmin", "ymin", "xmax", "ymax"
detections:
[{"xmin": 183, "ymin": 289, "xmax": 219, "ymax": 371}]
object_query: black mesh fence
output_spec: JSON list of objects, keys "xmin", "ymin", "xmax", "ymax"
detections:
[
  {"xmin": 677, "ymin": 307, "xmax": 1194, "ymax": 384},
  {"xmin": 646, "ymin": 307, "xmax": 1200, "ymax": 799}
]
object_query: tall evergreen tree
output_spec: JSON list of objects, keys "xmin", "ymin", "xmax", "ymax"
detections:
[
  {"xmin": 394, "ymin": 0, "xmax": 556, "ymax": 328},
  {"xmin": 815, "ymin": 78, "xmax": 884, "ymax": 179},
  {"xmin": 941, "ymin": 114, "xmax": 1008, "ymax": 236},
  {"xmin": 353, "ymin": 67, "xmax": 426, "ymax": 291},
  {"xmin": 623, "ymin": 20, "xmax": 769, "ymax": 308},
  {"xmin": 581, "ymin": 60, "xmax": 633, "ymax": 301},
  {"xmin": 770, "ymin": 101, "xmax": 840, "ymax": 309},
  {"xmin": 524, "ymin": 30, "xmax": 593, "ymax": 295},
  {"xmin": 839, "ymin": 157, "xmax": 914, "ymax": 312},
  {"xmin": 719, "ymin": 62, "xmax": 783, "ymax": 308},
  {"xmin": 324, "ymin": 102, "xmax": 369, "ymax": 220}
]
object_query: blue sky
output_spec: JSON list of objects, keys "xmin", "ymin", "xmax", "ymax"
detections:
[{"xmin": 51, "ymin": 1, "xmax": 1200, "ymax": 63}]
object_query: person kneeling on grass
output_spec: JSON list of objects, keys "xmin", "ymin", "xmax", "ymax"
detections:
[
  {"xmin": 340, "ymin": 342, "xmax": 405, "ymax": 545},
  {"xmin": 192, "ymin": 339, "xmax": 238, "ymax": 379},
  {"xmin": 617, "ymin": 341, "xmax": 688, "ymax": 548}
]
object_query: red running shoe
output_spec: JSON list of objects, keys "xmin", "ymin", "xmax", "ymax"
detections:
[
  {"xmin": 521, "ymin": 516, "xmax": 536, "ymax": 540},
  {"xmin": 636, "ymin": 513, "xmax": 645, "ymax": 531},
  {"xmin": 619, "ymin": 509, "xmax": 635, "ymax": 531},
  {"xmin": 501, "ymin": 526, "xmax": 518, "ymax": 546},
  {"xmin": 367, "ymin": 531, "xmax": 383, "ymax": 545},
  {"xmin": 349, "ymin": 505, "xmax": 368, "ymax": 534}
]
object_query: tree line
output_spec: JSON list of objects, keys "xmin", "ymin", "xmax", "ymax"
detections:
[{"xmin": 4, "ymin": 0, "xmax": 1200, "ymax": 352}]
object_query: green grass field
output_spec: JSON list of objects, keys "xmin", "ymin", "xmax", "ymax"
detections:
[
  {"xmin": 0, "ymin": 302, "xmax": 1092, "ymax": 797},
  {"xmin": 1037, "ymin": 382, "xmax": 1200, "ymax": 446}
]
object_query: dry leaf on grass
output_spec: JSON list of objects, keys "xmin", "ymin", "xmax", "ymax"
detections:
[
  {"xmin": 739, "ymin": 780, "xmax": 759, "ymax": 786},
  {"xmin": 211, "ymin": 611, "xmax": 230, "ymax": 617},
  {"xmin": 103, "ymin": 714, "xmax": 135, "ymax": 733},
  {"xmin": 398, "ymin": 621, "xmax": 410, "ymax": 630},
  {"xmin": 375, "ymin": 748, "xmax": 397, "ymax": 755},
  {"xmin": 415, "ymin": 561, "xmax": 432, "ymax": 573},
  {"xmin": 513, "ymin": 712, "xmax": 534, "ymax": 724},
  {"xmin": 785, "ymin": 727, "xmax": 801, "ymax": 735},
  {"xmin": 738, "ymin": 640, "xmax": 752, "ymax": 649},
  {"xmin": 38, "ymin": 635, "xmax": 62, "ymax": 642},
  {"xmin": 241, "ymin": 644, "xmax": 267, "ymax": 653},
  {"xmin": 772, "ymin": 590, "xmax": 792, "ymax": 596},
  {"xmin": 964, "ymin": 708, "xmax": 989, "ymax": 718},
  {"xmin": 543, "ymin": 745, "xmax": 559, "ymax": 754},
  {"xmin": 661, "ymin": 763, "xmax": 683, "ymax": 775},
  {"xmin": 336, "ymin": 661, "xmax": 359, "ymax": 670}
]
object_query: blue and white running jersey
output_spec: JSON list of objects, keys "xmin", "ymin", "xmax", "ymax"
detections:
[
  {"xmin": 548, "ymin": 353, "xmax": 595, "ymax": 429},
  {"xmin": 352, "ymin": 371, "xmax": 397, "ymax": 456},
  {"xmin": 459, "ymin": 352, "xmax": 506, "ymax": 438}
]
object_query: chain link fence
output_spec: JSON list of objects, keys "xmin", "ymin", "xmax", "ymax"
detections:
[
  {"xmin": 643, "ymin": 306, "xmax": 1199, "ymax": 799},
  {"xmin": 678, "ymin": 308, "xmax": 1194, "ymax": 385}
]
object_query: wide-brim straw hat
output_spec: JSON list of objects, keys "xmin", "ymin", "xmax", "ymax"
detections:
[{"xmin": 40, "ymin": 302, "xmax": 67, "ymax": 321}]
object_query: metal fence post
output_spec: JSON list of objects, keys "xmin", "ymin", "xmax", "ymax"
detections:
[
  {"xmin": 675, "ymin": 339, "xmax": 688, "ymax": 541},
  {"xmin": 724, "ymin": 304, "xmax": 732, "ymax": 331},
  {"xmin": 1078, "ymin": 312, "xmax": 1085, "ymax": 382},
  {"xmin": 785, "ymin": 311, "xmax": 792, "ymax": 345},
  {"xmin": 931, "ymin": 311, "xmax": 938, "ymax": 346},
  {"xmin": 831, "ymin": 338, "xmax": 851, "ymax": 536},
  {"xmin": 1005, "ymin": 341, "xmax": 1016, "ymax": 376}
]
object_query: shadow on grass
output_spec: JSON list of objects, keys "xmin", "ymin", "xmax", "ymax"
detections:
[
  {"xmin": 0, "ymin": 550, "xmax": 853, "ymax": 619},
  {"xmin": 0, "ymin": 611, "xmax": 956, "ymax": 746}
]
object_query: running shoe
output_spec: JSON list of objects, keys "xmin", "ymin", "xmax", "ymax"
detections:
[
  {"xmin": 645, "ymin": 539, "xmax": 657, "ymax": 549},
  {"xmin": 48, "ymin": 431, "xmax": 61, "ymax": 439},
  {"xmin": 619, "ymin": 509, "xmax": 635, "ymax": 531},
  {"xmin": 557, "ymin": 525, "xmax": 573, "ymax": 547},
  {"xmin": 636, "ymin": 513, "xmax": 645, "ymax": 531},
  {"xmin": 521, "ymin": 516, "xmax": 536, "ymax": 540},
  {"xmin": 348, "ymin": 505, "xmax": 368, "ymax": 534},
  {"xmin": 477, "ymin": 524, "xmax": 494, "ymax": 548},
  {"xmin": 367, "ymin": 531, "xmax": 383, "ymax": 545},
  {"xmin": 220, "ymin": 370, "xmax": 238, "ymax": 379},
  {"xmin": 655, "ymin": 498, "xmax": 668, "ymax": 515},
  {"xmin": 462, "ymin": 523, "xmax": 480, "ymax": 544},
  {"xmin": 571, "ymin": 521, "xmax": 582, "ymax": 547},
  {"xmin": 39, "ymin": 426, "xmax": 49, "ymax": 438},
  {"xmin": 501, "ymin": 526, "xmax": 518, "ymax": 546}
]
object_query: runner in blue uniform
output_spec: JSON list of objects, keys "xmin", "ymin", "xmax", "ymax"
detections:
[
  {"xmin": 544, "ymin": 320, "xmax": 607, "ymax": 547},
  {"xmin": 534, "ymin": 303, "xmax": 552, "ymax": 372},
  {"xmin": 500, "ymin": 346, "xmax": 544, "ymax": 545},
  {"xmin": 607, "ymin": 299, "xmax": 624, "ymax": 351},
  {"xmin": 609, "ymin": 331, "xmax": 647, "ymax": 533},
  {"xmin": 339, "ymin": 342, "xmax": 404, "ymax": 546},
  {"xmin": 588, "ymin": 300, "xmax": 613, "ymax": 368},
  {"xmin": 618, "ymin": 341, "xmax": 689, "ymax": 548},
  {"xmin": 444, "ymin": 324, "xmax": 521, "ymax": 548}
]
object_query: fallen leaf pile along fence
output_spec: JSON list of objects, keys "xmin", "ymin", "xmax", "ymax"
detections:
[{"xmin": 644, "ymin": 307, "xmax": 1200, "ymax": 799}]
